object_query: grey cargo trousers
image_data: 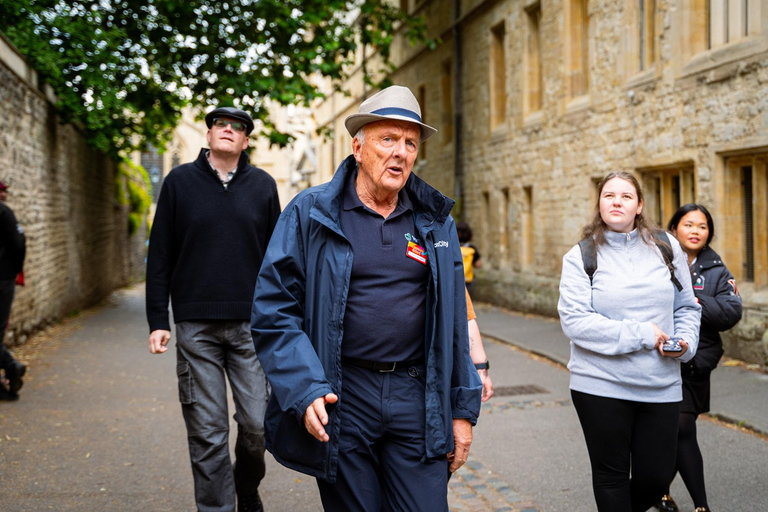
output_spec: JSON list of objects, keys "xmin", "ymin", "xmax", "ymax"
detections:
[{"xmin": 176, "ymin": 320, "xmax": 268, "ymax": 512}]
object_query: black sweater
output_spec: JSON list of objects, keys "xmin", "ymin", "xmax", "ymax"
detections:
[{"xmin": 146, "ymin": 149, "xmax": 280, "ymax": 332}]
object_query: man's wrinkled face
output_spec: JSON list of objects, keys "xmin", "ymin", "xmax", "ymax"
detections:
[
  {"xmin": 353, "ymin": 120, "xmax": 421, "ymax": 198},
  {"xmin": 206, "ymin": 116, "xmax": 249, "ymax": 156}
]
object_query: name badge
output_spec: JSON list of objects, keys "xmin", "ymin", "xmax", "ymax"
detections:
[{"xmin": 406, "ymin": 241, "xmax": 427, "ymax": 265}]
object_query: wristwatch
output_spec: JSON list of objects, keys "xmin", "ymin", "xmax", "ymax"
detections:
[{"xmin": 474, "ymin": 361, "xmax": 490, "ymax": 370}]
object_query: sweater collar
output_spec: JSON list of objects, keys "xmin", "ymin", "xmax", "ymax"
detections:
[
  {"xmin": 195, "ymin": 149, "xmax": 250, "ymax": 176},
  {"xmin": 603, "ymin": 227, "xmax": 640, "ymax": 248}
]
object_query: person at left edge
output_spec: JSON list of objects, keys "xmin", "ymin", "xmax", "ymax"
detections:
[
  {"xmin": 251, "ymin": 85, "xmax": 482, "ymax": 512},
  {"xmin": 145, "ymin": 106, "xmax": 280, "ymax": 512},
  {"xmin": 0, "ymin": 180, "xmax": 27, "ymax": 401}
]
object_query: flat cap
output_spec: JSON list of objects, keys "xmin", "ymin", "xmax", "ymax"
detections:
[{"xmin": 205, "ymin": 107, "xmax": 255, "ymax": 135}]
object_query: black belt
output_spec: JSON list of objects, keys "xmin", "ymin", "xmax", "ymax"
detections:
[{"xmin": 341, "ymin": 356, "xmax": 424, "ymax": 372}]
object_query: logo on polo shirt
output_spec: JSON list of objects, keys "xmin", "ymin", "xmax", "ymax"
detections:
[{"xmin": 435, "ymin": 240, "xmax": 449, "ymax": 248}]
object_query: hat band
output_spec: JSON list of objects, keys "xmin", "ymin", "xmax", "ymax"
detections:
[{"xmin": 369, "ymin": 107, "xmax": 422, "ymax": 124}]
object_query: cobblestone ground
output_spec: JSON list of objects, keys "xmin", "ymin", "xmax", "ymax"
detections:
[
  {"xmin": 447, "ymin": 398, "xmax": 573, "ymax": 512},
  {"xmin": 449, "ymin": 457, "xmax": 541, "ymax": 512}
]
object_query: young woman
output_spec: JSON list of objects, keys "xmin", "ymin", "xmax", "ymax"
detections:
[
  {"xmin": 558, "ymin": 172, "xmax": 701, "ymax": 512},
  {"xmin": 656, "ymin": 204, "xmax": 742, "ymax": 512}
]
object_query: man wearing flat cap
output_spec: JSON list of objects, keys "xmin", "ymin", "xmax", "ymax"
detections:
[
  {"xmin": 146, "ymin": 106, "xmax": 280, "ymax": 512},
  {"xmin": 251, "ymin": 86, "xmax": 482, "ymax": 511}
]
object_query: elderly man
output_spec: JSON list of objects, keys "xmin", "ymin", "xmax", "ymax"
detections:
[
  {"xmin": 251, "ymin": 86, "xmax": 482, "ymax": 511},
  {"xmin": 146, "ymin": 107, "xmax": 280, "ymax": 512}
]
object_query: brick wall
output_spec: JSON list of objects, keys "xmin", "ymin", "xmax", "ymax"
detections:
[{"xmin": 0, "ymin": 35, "xmax": 142, "ymax": 347}]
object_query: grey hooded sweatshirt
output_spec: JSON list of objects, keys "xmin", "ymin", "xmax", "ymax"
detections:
[{"xmin": 558, "ymin": 228, "xmax": 701, "ymax": 403}]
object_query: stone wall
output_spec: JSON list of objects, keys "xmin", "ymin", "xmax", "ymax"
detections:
[
  {"xmin": 0, "ymin": 34, "xmax": 142, "ymax": 347},
  {"xmin": 311, "ymin": 0, "xmax": 768, "ymax": 367}
]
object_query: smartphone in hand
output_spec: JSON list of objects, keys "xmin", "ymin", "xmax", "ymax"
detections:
[{"xmin": 662, "ymin": 337, "xmax": 684, "ymax": 353}]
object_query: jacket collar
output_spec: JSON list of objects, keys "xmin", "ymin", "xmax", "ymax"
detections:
[
  {"xmin": 310, "ymin": 155, "xmax": 454, "ymax": 234},
  {"xmin": 694, "ymin": 246, "xmax": 724, "ymax": 270}
]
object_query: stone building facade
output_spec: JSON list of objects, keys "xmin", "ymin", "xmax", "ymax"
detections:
[
  {"xmin": 311, "ymin": 0, "xmax": 768, "ymax": 367},
  {"xmin": 0, "ymin": 33, "xmax": 143, "ymax": 347}
]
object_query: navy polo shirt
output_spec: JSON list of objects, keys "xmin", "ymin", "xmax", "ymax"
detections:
[{"xmin": 340, "ymin": 170, "xmax": 429, "ymax": 362}]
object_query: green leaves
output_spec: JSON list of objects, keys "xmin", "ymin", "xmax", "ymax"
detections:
[{"xmin": 0, "ymin": 0, "xmax": 428, "ymax": 158}]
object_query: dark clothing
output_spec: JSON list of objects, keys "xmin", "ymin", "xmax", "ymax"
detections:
[
  {"xmin": 0, "ymin": 278, "xmax": 17, "ymax": 371},
  {"xmin": 146, "ymin": 149, "xmax": 281, "ymax": 332},
  {"xmin": 676, "ymin": 413, "xmax": 709, "ymax": 509},
  {"xmin": 175, "ymin": 320, "xmax": 268, "ymax": 512},
  {"xmin": 0, "ymin": 202, "xmax": 25, "ymax": 280},
  {"xmin": 145, "ymin": 149, "xmax": 279, "ymax": 512},
  {"xmin": 315, "ymin": 363, "xmax": 449, "ymax": 512},
  {"xmin": 681, "ymin": 246, "xmax": 742, "ymax": 414},
  {"xmin": 572, "ymin": 390, "xmax": 680, "ymax": 512},
  {"xmin": 339, "ymin": 170, "xmax": 428, "ymax": 362},
  {"xmin": 666, "ymin": 247, "xmax": 741, "ymax": 509},
  {"xmin": 1, "ymin": 202, "xmax": 25, "ymax": 396},
  {"xmin": 684, "ymin": 246, "xmax": 742, "ymax": 377},
  {"xmin": 251, "ymin": 155, "xmax": 482, "ymax": 483}
]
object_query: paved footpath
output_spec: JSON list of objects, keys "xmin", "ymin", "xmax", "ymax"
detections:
[{"xmin": 2, "ymin": 286, "xmax": 767, "ymax": 511}]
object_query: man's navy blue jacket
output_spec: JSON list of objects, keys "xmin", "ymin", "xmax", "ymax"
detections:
[{"xmin": 251, "ymin": 155, "xmax": 482, "ymax": 482}]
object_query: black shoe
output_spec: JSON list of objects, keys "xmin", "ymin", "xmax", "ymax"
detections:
[
  {"xmin": 655, "ymin": 495, "xmax": 679, "ymax": 512},
  {"xmin": 6, "ymin": 361, "xmax": 26, "ymax": 395},
  {"xmin": 238, "ymin": 491, "xmax": 263, "ymax": 512},
  {"xmin": 0, "ymin": 383, "xmax": 19, "ymax": 401}
]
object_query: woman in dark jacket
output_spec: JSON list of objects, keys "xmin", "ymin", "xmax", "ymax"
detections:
[{"xmin": 658, "ymin": 204, "xmax": 742, "ymax": 512}]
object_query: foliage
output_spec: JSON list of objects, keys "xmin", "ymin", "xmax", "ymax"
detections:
[
  {"xmin": 0, "ymin": 1, "xmax": 429, "ymax": 158},
  {"xmin": 117, "ymin": 159, "xmax": 152, "ymax": 236}
]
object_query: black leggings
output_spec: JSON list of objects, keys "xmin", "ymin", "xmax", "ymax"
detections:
[
  {"xmin": 665, "ymin": 412, "xmax": 709, "ymax": 508},
  {"xmin": 572, "ymin": 390, "xmax": 680, "ymax": 512}
]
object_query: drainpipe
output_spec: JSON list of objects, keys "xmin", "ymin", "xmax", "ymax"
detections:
[{"xmin": 452, "ymin": 0, "xmax": 463, "ymax": 217}]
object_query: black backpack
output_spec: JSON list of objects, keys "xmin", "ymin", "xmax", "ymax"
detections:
[{"xmin": 578, "ymin": 231, "xmax": 683, "ymax": 292}]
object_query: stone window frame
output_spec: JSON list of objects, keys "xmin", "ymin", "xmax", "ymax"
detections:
[
  {"xmin": 520, "ymin": 184, "xmax": 535, "ymax": 269},
  {"xmin": 417, "ymin": 83, "xmax": 428, "ymax": 161},
  {"xmin": 522, "ymin": 1, "xmax": 545, "ymax": 124},
  {"xmin": 673, "ymin": 0, "xmax": 767, "ymax": 80},
  {"xmin": 715, "ymin": 149, "xmax": 768, "ymax": 288},
  {"xmin": 489, "ymin": 19, "xmax": 508, "ymax": 132},
  {"xmin": 624, "ymin": 0, "xmax": 661, "ymax": 88},
  {"xmin": 563, "ymin": 0, "xmax": 591, "ymax": 113},
  {"xmin": 441, "ymin": 58, "xmax": 454, "ymax": 146},
  {"xmin": 637, "ymin": 163, "xmax": 697, "ymax": 228}
]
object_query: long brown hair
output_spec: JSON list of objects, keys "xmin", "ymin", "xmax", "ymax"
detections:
[{"xmin": 581, "ymin": 171, "xmax": 659, "ymax": 246}]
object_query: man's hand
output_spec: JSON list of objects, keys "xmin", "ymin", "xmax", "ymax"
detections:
[
  {"xmin": 303, "ymin": 393, "xmax": 338, "ymax": 442},
  {"xmin": 447, "ymin": 418, "xmax": 473, "ymax": 473},
  {"xmin": 149, "ymin": 329, "xmax": 171, "ymax": 354}
]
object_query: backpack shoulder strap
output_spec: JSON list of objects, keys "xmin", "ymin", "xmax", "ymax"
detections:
[
  {"xmin": 653, "ymin": 231, "xmax": 683, "ymax": 292},
  {"xmin": 578, "ymin": 238, "xmax": 598, "ymax": 286}
]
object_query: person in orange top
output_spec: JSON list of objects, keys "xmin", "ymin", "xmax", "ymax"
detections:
[{"xmin": 466, "ymin": 289, "xmax": 493, "ymax": 402}]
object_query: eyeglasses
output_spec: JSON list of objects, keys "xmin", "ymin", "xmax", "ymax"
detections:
[{"xmin": 212, "ymin": 118, "xmax": 247, "ymax": 133}]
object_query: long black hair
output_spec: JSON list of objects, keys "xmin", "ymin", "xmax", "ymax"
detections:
[{"xmin": 667, "ymin": 203, "xmax": 715, "ymax": 245}]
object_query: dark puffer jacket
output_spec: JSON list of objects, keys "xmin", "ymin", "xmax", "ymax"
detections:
[{"xmin": 686, "ymin": 246, "xmax": 742, "ymax": 374}]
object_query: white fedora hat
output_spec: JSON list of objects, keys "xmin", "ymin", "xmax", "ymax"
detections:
[{"xmin": 344, "ymin": 85, "xmax": 437, "ymax": 142}]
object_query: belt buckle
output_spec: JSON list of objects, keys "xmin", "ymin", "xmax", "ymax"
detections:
[{"xmin": 378, "ymin": 362, "xmax": 396, "ymax": 372}]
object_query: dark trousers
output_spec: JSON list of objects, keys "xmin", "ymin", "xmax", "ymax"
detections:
[
  {"xmin": 316, "ymin": 364, "xmax": 449, "ymax": 512},
  {"xmin": 571, "ymin": 390, "xmax": 680, "ymax": 512},
  {"xmin": 0, "ymin": 278, "xmax": 17, "ymax": 374},
  {"xmin": 176, "ymin": 321, "xmax": 269, "ymax": 512}
]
